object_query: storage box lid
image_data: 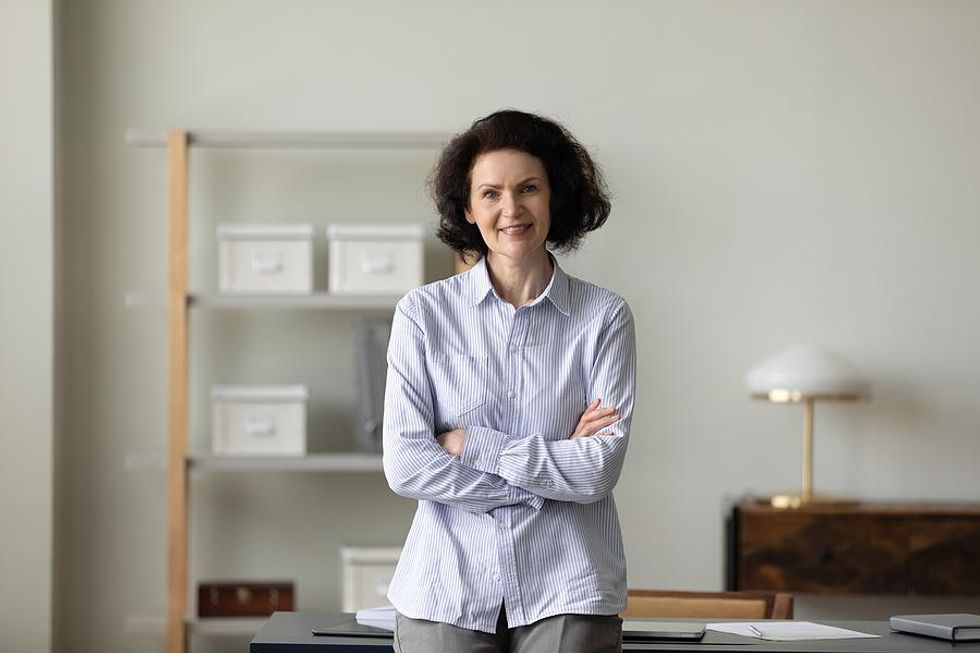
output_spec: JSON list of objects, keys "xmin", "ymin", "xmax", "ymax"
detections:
[
  {"xmin": 217, "ymin": 223, "xmax": 314, "ymax": 241},
  {"xmin": 326, "ymin": 223, "xmax": 425, "ymax": 241},
  {"xmin": 210, "ymin": 385, "xmax": 309, "ymax": 402}
]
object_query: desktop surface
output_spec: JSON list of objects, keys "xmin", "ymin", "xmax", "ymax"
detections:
[{"xmin": 251, "ymin": 611, "xmax": 980, "ymax": 653}]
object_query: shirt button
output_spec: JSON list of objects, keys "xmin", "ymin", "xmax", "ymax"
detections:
[
  {"xmin": 507, "ymin": 390, "xmax": 515, "ymax": 399},
  {"xmin": 492, "ymin": 574, "xmax": 500, "ymax": 582},
  {"xmin": 497, "ymin": 521, "xmax": 507, "ymax": 530}
]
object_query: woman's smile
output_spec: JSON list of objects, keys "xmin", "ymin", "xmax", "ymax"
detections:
[{"xmin": 500, "ymin": 223, "xmax": 532, "ymax": 236}]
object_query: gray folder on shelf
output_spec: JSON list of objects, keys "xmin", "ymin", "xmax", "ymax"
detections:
[{"xmin": 354, "ymin": 316, "xmax": 391, "ymax": 453}]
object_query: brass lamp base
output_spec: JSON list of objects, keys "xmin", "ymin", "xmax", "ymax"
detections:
[
  {"xmin": 751, "ymin": 395, "xmax": 864, "ymax": 511},
  {"xmin": 761, "ymin": 493, "xmax": 860, "ymax": 510}
]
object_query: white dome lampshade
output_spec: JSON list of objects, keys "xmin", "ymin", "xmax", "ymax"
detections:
[
  {"xmin": 746, "ymin": 344, "xmax": 871, "ymax": 508},
  {"xmin": 747, "ymin": 344, "xmax": 871, "ymax": 402}
]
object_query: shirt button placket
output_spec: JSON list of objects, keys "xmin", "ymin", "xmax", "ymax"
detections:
[
  {"xmin": 495, "ymin": 514, "xmax": 522, "ymax": 625},
  {"xmin": 506, "ymin": 315, "xmax": 519, "ymax": 417}
]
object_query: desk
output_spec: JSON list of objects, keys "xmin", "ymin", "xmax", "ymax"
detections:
[{"xmin": 250, "ymin": 612, "xmax": 980, "ymax": 652}]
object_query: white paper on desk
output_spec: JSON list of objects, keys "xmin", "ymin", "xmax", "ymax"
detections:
[
  {"xmin": 707, "ymin": 621, "xmax": 879, "ymax": 641},
  {"xmin": 355, "ymin": 605, "xmax": 396, "ymax": 631}
]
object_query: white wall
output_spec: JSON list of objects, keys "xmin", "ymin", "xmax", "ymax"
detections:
[
  {"xmin": 55, "ymin": 1, "xmax": 980, "ymax": 651},
  {"xmin": 0, "ymin": 1, "xmax": 55, "ymax": 652}
]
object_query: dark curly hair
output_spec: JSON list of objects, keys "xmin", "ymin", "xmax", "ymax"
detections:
[{"xmin": 431, "ymin": 109, "xmax": 611, "ymax": 257}]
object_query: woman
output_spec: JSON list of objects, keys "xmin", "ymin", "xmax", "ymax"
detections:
[{"xmin": 383, "ymin": 109, "xmax": 635, "ymax": 653}]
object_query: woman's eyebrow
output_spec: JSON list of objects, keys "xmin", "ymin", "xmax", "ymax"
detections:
[{"xmin": 476, "ymin": 176, "xmax": 543, "ymax": 190}]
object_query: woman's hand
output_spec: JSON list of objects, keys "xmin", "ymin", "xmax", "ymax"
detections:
[
  {"xmin": 436, "ymin": 428, "xmax": 466, "ymax": 457},
  {"xmin": 437, "ymin": 399, "xmax": 617, "ymax": 454},
  {"xmin": 570, "ymin": 398, "xmax": 620, "ymax": 439}
]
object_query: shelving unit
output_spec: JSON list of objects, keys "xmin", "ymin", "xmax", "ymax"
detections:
[
  {"xmin": 125, "ymin": 452, "xmax": 384, "ymax": 473},
  {"xmin": 128, "ymin": 129, "xmax": 450, "ymax": 653}
]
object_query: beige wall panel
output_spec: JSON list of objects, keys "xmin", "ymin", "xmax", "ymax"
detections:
[{"xmin": 0, "ymin": 1, "xmax": 55, "ymax": 652}]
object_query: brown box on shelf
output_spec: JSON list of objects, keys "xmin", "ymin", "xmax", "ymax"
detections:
[{"xmin": 197, "ymin": 581, "xmax": 295, "ymax": 618}]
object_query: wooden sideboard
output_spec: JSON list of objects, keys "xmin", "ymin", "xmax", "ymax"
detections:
[{"xmin": 726, "ymin": 501, "xmax": 980, "ymax": 595}]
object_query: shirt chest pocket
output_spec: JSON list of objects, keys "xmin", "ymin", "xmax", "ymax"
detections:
[{"xmin": 430, "ymin": 353, "xmax": 488, "ymax": 418}]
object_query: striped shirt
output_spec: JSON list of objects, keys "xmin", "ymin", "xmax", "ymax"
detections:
[{"xmin": 382, "ymin": 253, "xmax": 635, "ymax": 634}]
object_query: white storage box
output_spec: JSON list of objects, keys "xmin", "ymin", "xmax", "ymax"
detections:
[
  {"xmin": 341, "ymin": 546, "xmax": 401, "ymax": 612},
  {"xmin": 327, "ymin": 223, "xmax": 424, "ymax": 295},
  {"xmin": 218, "ymin": 223, "xmax": 314, "ymax": 294},
  {"xmin": 210, "ymin": 385, "xmax": 308, "ymax": 456}
]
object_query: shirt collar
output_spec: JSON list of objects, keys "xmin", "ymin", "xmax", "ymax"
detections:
[{"xmin": 465, "ymin": 252, "xmax": 571, "ymax": 316}]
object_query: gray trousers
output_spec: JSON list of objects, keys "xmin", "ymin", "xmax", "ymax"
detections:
[{"xmin": 393, "ymin": 606, "xmax": 623, "ymax": 653}]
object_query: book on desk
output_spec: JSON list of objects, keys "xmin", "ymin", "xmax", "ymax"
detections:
[{"xmin": 890, "ymin": 614, "xmax": 980, "ymax": 641}]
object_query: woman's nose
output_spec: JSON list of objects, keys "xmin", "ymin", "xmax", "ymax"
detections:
[{"xmin": 501, "ymin": 192, "xmax": 520, "ymax": 217}]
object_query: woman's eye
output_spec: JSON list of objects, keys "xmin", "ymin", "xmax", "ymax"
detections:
[
  {"xmin": 522, "ymin": 184, "xmax": 537, "ymax": 193},
  {"xmin": 483, "ymin": 190, "xmax": 499, "ymax": 200}
]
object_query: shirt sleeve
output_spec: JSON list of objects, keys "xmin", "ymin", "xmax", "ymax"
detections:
[
  {"xmin": 382, "ymin": 293, "xmax": 545, "ymax": 513},
  {"xmin": 460, "ymin": 298, "xmax": 636, "ymax": 504}
]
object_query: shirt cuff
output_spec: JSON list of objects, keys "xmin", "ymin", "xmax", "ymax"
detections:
[
  {"xmin": 509, "ymin": 485, "xmax": 545, "ymax": 511},
  {"xmin": 461, "ymin": 425, "xmax": 511, "ymax": 474}
]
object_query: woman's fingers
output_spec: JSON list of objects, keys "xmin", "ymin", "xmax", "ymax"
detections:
[
  {"xmin": 578, "ymin": 408, "xmax": 618, "ymax": 429},
  {"xmin": 436, "ymin": 429, "xmax": 465, "ymax": 456},
  {"xmin": 590, "ymin": 414, "xmax": 620, "ymax": 432},
  {"xmin": 571, "ymin": 411, "xmax": 620, "ymax": 438},
  {"xmin": 582, "ymin": 406, "xmax": 618, "ymax": 421},
  {"xmin": 569, "ymin": 398, "xmax": 621, "ymax": 438}
]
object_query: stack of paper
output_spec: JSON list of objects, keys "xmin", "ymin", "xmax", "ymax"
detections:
[
  {"xmin": 707, "ymin": 621, "xmax": 879, "ymax": 641},
  {"xmin": 355, "ymin": 605, "xmax": 396, "ymax": 632}
]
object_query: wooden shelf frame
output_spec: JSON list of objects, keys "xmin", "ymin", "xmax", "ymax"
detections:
[
  {"xmin": 144, "ymin": 127, "xmax": 451, "ymax": 653},
  {"xmin": 167, "ymin": 131, "xmax": 190, "ymax": 653}
]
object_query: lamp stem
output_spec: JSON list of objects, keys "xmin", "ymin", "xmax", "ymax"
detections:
[{"xmin": 802, "ymin": 397, "xmax": 814, "ymax": 504}]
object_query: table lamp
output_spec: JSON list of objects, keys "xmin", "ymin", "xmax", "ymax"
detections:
[{"xmin": 746, "ymin": 344, "xmax": 871, "ymax": 509}]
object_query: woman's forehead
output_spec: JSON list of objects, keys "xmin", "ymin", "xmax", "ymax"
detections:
[{"xmin": 470, "ymin": 149, "xmax": 546, "ymax": 182}]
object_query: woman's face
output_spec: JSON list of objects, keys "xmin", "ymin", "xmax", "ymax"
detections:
[{"xmin": 465, "ymin": 149, "xmax": 551, "ymax": 263}]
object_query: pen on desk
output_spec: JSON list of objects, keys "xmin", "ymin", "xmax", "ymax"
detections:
[{"xmin": 748, "ymin": 624, "xmax": 766, "ymax": 639}]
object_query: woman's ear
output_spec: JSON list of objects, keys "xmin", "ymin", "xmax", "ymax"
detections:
[{"xmin": 464, "ymin": 206, "xmax": 476, "ymax": 225}]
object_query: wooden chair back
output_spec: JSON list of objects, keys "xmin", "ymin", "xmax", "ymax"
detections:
[{"xmin": 623, "ymin": 589, "xmax": 794, "ymax": 620}]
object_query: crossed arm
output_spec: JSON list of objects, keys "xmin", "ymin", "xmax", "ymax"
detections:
[
  {"xmin": 437, "ymin": 397, "xmax": 619, "ymax": 453},
  {"xmin": 382, "ymin": 294, "xmax": 636, "ymax": 514}
]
